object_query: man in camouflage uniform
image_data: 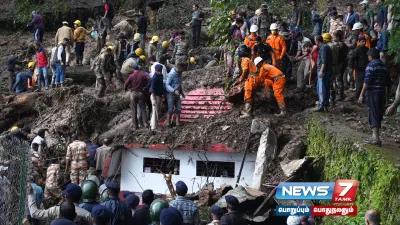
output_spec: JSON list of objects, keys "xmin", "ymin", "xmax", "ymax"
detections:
[
  {"xmin": 344, "ymin": 23, "xmax": 357, "ymax": 89},
  {"xmin": 172, "ymin": 31, "xmax": 189, "ymax": 65},
  {"xmin": 92, "ymin": 46, "xmax": 115, "ymax": 97},
  {"xmin": 44, "ymin": 163, "xmax": 62, "ymax": 205},
  {"xmin": 65, "ymin": 135, "xmax": 89, "ymax": 185},
  {"xmin": 257, "ymin": 4, "xmax": 272, "ymax": 41}
]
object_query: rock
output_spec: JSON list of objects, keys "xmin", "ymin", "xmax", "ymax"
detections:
[
  {"xmin": 113, "ymin": 20, "xmax": 135, "ymax": 38},
  {"xmin": 339, "ymin": 105, "xmax": 354, "ymax": 114},
  {"xmin": 280, "ymin": 159, "xmax": 307, "ymax": 177},
  {"xmin": 221, "ymin": 126, "xmax": 230, "ymax": 131},
  {"xmin": 205, "ymin": 60, "xmax": 218, "ymax": 68},
  {"xmin": 250, "ymin": 118, "xmax": 271, "ymax": 134},
  {"xmin": 251, "ymin": 128, "xmax": 277, "ymax": 190},
  {"xmin": 278, "ymin": 136, "xmax": 306, "ymax": 161}
]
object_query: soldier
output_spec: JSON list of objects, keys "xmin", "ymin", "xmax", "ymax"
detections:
[
  {"xmin": 257, "ymin": 4, "xmax": 271, "ymax": 41},
  {"xmin": 156, "ymin": 41, "xmax": 171, "ymax": 67},
  {"xmin": 148, "ymin": 36, "xmax": 159, "ymax": 59},
  {"xmin": 28, "ymin": 183, "xmax": 92, "ymax": 224},
  {"xmin": 91, "ymin": 205, "xmax": 113, "ymax": 225},
  {"xmin": 150, "ymin": 198, "xmax": 170, "ymax": 225},
  {"xmin": 220, "ymin": 195, "xmax": 249, "ymax": 225},
  {"xmin": 91, "ymin": 46, "xmax": 116, "ymax": 97},
  {"xmin": 65, "ymin": 135, "xmax": 89, "ymax": 185},
  {"xmin": 172, "ymin": 31, "xmax": 189, "ymax": 65},
  {"xmin": 102, "ymin": 182, "xmax": 132, "ymax": 225},
  {"xmin": 160, "ymin": 207, "xmax": 184, "ymax": 225},
  {"xmin": 125, "ymin": 194, "xmax": 140, "ymax": 216},
  {"xmin": 44, "ymin": 163, "xmax": 62, "ymax": 205},
  {"xmin": 79, "ymin": 179, "xmax": 100, "ymax": 213}
]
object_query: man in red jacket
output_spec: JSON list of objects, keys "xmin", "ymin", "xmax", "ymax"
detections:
[{"xmin": 34, "ymin": 41, "xmax": 49, "ymax": 91}]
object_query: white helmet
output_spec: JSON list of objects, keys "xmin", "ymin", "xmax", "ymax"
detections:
[
  {"xmin": 254, "ymin": 57, "xmax": 264, "ymax": 66},
  {"xmin": 250, "ymin": 25, "xmax": 259, "ymax": 33},
  {"xmin": 352, "ymin": 22, "xmax": 363, "ymax": 30},
  {"xmin": 270, "ymin": 23, "xmax": 278, "ymax": 30}
]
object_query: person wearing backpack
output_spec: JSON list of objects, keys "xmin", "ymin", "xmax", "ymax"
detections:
[
  {"xmin": 103, "ymin": 0, "xmax": 115, "ymax": 31},
  {"xmin": 27, "ymin": 11, "xmax": 45, "ymax": 43}
]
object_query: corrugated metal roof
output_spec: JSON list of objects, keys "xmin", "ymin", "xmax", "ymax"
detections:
[{"xmin": 181, "ymin": 88, "xmax": 232, "ymax": 122}]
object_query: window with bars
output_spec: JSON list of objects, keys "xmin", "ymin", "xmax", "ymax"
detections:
[
  {"xmin": 196, "ymin": 161, "xmax": 235, "ymax": 178},
  {"xmin": 143, "ymin": 157, "xmax": 180, "ymax": 175}
]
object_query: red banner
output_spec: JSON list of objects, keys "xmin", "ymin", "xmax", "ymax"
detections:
[{"xmin": 312, "ymin": 206, "xmax": 357, "ymax": 216}]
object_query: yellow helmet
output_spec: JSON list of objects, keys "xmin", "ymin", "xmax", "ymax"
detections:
[
  {"xmin": 140, "ymin": 55, "xmax": 147, "ymax": 61},
  {"xmin": 105, "ymin": 42, "xmax": 114, "ymax": 47},
  {"xmin": 73, "ymin": 20, "xmax": 81, "ymax": 26},
  {"xmin": 255, "ymin": 9, "xmax": 262, "ymax": 16},
  {"xmin": 190, "ymin": 57, "xmax": 196, "ymax": 64},
  {"xmin": 135, "ymin": 48, "xmax": 143, "ymax": 56},
  {"xmin": 150, "ymin": 36, "xmax": 160, "ymax": 44},
  {"xmin": 322, "ymin": 33, "xmax": 332, "ymax": 41},
  {"xmin": 134, "ymin": 33, "xmax": 140, "ymax": 41},
  {"xmin": 162, "ymin": 41, "xmax": 170, "ymax": 48},
  {"xmin": 107, "ymin": 46, "xmax": 115, "ymax": 53},
  {"xmin": 28, "ymin": 62, "xmax": 35, "ymax": 68},
  {"xmin": 10, "ymin": 126, "xmax": 19, "ymax": 132},
  {"xmin": 230, "ymin": 10, "xmax": 236, "ymax": 16}
]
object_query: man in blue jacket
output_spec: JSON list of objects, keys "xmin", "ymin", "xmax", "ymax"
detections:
[
  {"xmin": 13, "ymin": 63, "xmax": 34, "ymax": 94},
  {"xmin": 28, "ymin": 11, "xmax": 45, "ymax": 43},
  {"xmin": 375, "ymin": 23, "xmax": 390, "ymax": 64},
  {"xmin": 165, "ymin": 62, "xmax": 187, "ymax": 127}
]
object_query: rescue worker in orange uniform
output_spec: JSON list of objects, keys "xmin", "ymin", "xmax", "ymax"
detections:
[
  {"xmin": 244, "ymin": 25, "xmax": 259, "ymax": 51},
  {"xmin": 232, "ymin": 45, "xmax": 258, "ymax": 118},
  {"xmin": 255, "ymin": 56, "xmax": 287, "ymax": 117},
  {"xmin": 352, "ymin": 22, "xmax": 371, "ymax": 49},
  {"xmin": 265, "ymin": 23, "xmax": 287, "ymax": 69}
]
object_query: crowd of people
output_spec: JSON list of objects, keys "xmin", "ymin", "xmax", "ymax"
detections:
[{"xmin": 225, "ymin": 0, "xmax": 398, "ymax": 146}]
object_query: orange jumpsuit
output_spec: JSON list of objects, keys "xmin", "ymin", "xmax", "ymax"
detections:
[
  {"xmin": 246, "ymin": 63, "xmax": 286, "ymax": 108},
  {"xmin": 357, "ymin": 32, "xmax": 371, "ymax": 48},
  {"xmin": 265, "ymin": 34, "xmax": 287, "ymax": 69},
  {"xmin": 244, "ymin": 34, "xmax": 258, "ymax": 50},
  {"xmin": 239, "ymin": 57, "xmax": 259, "ymax": 102}
]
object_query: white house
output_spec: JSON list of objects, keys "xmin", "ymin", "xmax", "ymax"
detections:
[{"xmin": 120, "ymin": 145, "xmax": 256, "ymax": 194}]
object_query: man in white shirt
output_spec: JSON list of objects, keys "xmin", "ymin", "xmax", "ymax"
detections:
[
  {"xmin": 149, "ymin": 56, "xmax": 168, "ymax": 83},
  {"xmin": 31, "ymin": 129, "xmax": 47, "ymax": 153}
]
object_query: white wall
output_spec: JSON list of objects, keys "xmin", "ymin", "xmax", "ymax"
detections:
[{"xmin": 121, "ymin": 148, "xmax": 256, "ymax": 194}]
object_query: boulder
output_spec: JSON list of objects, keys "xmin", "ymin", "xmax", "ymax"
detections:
[
  {"xmin": 250, "ymin": 118, "xmax": 271, "ymax": 134},
  {"xmin": 278, "ymin": 136, "xmax": 306, "ymax": 161},
  {"xmin": 113, "ymin": 20, "xmax": 135, "ymax": 38},
  {"xmin": 251, "ymin": 128, "xmax": 277, "ymax": 190}
]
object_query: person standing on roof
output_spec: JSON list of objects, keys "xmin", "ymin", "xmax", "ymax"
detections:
[
  {"xmin": 13, "ymin": 62, "xmax": 33, "ymax": 94},
  {"xmin": 66, "ymin": 135, "xmax": 89, "ymax": 185},
  {"xmin": 289, "ymin": 0, "xmax": 302, "ymax": 32},
  {"xmin": 148, "ymin": 36, "xmax": 159, "ymax": 59},
  {"xmin": 73, "ymin": 20, "xmax": 91, "ymax": 66},
  {"xmin": 165, "ymin": 63, "xmax": 186, "ymax": 127},
  {"xmin": 220, "ymin": 195, "xmax": 249, "ymax": 225},
  {"xmin": 172, "ymin": 31, "xmax": 189, "ymax": 65},
  {"xmin": 55, "ymin": 22, "xmax": 74, "ymax": 66},
  {"xmin": 103, "ymin": 0, "xmax": 115, "ymax": 31},
  {"xmin": 266, "ymin": 23, "xmax": 287, "ymax": 69},
  {"xmin": 137, "ymin": 10, "xmax": 148, "ymax": 56},
  {"xmin": 27, "ymin": 11, "xmax": 45, "ymax": 43},
  {"xmin": 169, "ymin": 181, "xmax": 200, "ymax": 225},
  {"xmin": 255, "ymin": 57, "xmax": 287, "ymax": 117},
  {"xmin": 191, "ymin": 4, "xmax": 204, "ymax": 48},
  {"xmin": 257, "ymin": 4, "xmax": 271, "ymax": 41},
  {"xmin": 124, "ymin": 64, "xmax": 151, "ymax": 129},
  {"xmin": 102, "ymin": 182, "xmax": 132, "ymax": 225},
  {"xmin": 344, "ymin": 3, "xmax": 360, "ymax": 28},
  {"xmin": 34, "ymin": 41, "xmax": 50, "ymax": 91}
]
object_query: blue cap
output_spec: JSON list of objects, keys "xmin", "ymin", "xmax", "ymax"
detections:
[
  {"xmin": 123, "ymin": 191, "xmax": 131, "ymax": 199},
  {"xmin": 105, "ymin": 181, "xmax": 120, "ymax": 191},
  {"xmin": 160, "ymin": 207, "xmax": 183, "ymax": 225},
  {"xmin": 358, "ymin": 35, "xmax": 366, "ymax": 41},
  {"xmin": 50, "ymin": 218, "xmax": 77, "ymax": 225},
  {"xmin": 32, "ymin": 11, "xmax": 37, "ymax": 15},
  {"xmin": 210, "ymin": 205, "xmax": 224, "ymax": 217},
  {"xmin": 225, "ymin": 195, "xmax": 239, "ymax": 206},
  {"xmin": 155, "ymin": 64, "xmax": 163, "ymax": 72},
  {"xmin": 92, "ymin": 205, "xmax": 113, "ymax": 219},
  {"xmin": 126, "ymin": 194, "xmax": 140, "ymax": 208},
  {"xmin": 62, "ymin": 183, "xmax": 82, "ymax": 201},
  {"xmin": 175, "ymin": 181, "xmax": 188, "ymax": 194},
  {"xmin": 132, "ymin": 63, "xmax": 140, "ymax": 70}
]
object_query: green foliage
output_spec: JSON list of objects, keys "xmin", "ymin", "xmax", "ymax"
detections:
[
  {"xmin": 306, "ymin": 120, "xmax": 400, "ymax": 224},
  {"xmin": 386, "ymin": 0, "xmax": 400, "ymax": 64},
  {"xmin": 17, "ymin": 0, "xmax": 70, "ymax": 25}
]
